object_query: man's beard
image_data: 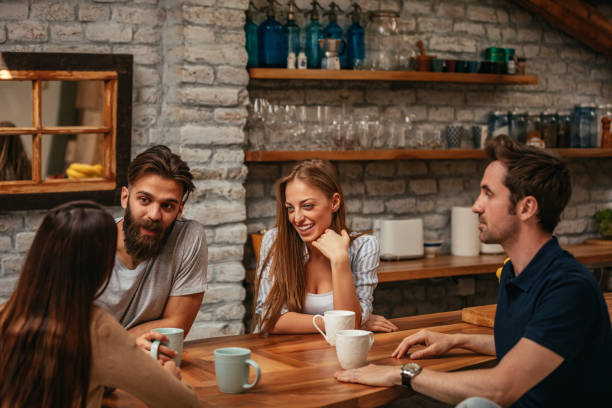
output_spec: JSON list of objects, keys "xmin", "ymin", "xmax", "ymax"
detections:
[{"xmin": 122, "ymin": 203, "xmax": 176, "ymax": 261}]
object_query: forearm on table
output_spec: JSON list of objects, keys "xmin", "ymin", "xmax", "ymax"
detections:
[
  {"xmin": 452, "ymin": 333, "xmax": 496, "ymax": 355},
  {"xmin": 330, "ymin": 256, "xmax": 362, "ymax": 327},
  {"xmin": 269, "ymin": 312, "xmax": 321, "ymax": 334}
]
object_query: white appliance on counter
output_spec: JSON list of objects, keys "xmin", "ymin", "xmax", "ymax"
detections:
[{"xmin": 373, "ymin": 218, "xmax": 424, "ymax": 260}]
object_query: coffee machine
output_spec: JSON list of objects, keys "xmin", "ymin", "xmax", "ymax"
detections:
[{"xmin": 318, "ymin": 38, "xmax": 345, "ymax": 70}]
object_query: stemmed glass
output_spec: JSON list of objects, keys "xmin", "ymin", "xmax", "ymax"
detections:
[{"xmin": 247, "ymin": 98, "xmax": 266, "ymax": 150}]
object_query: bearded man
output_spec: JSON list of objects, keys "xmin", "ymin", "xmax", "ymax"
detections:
[{"xmin": 97, "ymin": 145, "xmax": 207, "ymax": 359}]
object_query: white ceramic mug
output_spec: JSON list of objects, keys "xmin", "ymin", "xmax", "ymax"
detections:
[
  {"xmin": 312, "ymin": 310, "xmax": 355, "ymax": 346},
  {"xmin": 150, "ymin": 328, "xmax": 184, "ymax": 367},
  {"xmin": 335, "ymin": 329, "xmax": 374, "ymax": 369}
]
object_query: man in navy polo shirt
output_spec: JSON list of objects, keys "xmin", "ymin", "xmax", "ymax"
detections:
[{"xmin": 335, "ymin": 135, "xmax": 612, "ymax": 407}]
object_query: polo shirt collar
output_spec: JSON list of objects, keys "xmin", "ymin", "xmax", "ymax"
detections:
[{"xmin": 504, "ymin": 237, "xmax": 562, "ymax": 292}]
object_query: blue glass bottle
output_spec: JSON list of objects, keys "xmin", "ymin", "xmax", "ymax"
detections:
[
  {"xmin": 345, "ymin": 4, "xmax": 365, "ymax": 69},
  {"xmin": 304, "ymin": 2, "xmax": 323, "ymax": 69},
  {"xmin": 244, "ymin": 4, "xmax": 258, "ymax": 68},
  {"xmin": 258, "ymin": 0, "xmax": 285, "ymax": 68},
  {"xmin": 284, "ymin": 1, "xmax": 301, "ymax": 61},
  {"xmin": 323, "ymin": 2, "xmax": 343, "ymax": 39}
]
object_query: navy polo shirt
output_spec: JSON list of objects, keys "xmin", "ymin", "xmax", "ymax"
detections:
[{"xmin": 495, "ymin": 237, "xmax": 612, "ymax": 407}]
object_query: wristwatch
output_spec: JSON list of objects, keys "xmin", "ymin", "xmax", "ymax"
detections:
[{"xmin": 400, "ymin": 362, "xmax": 422, "ymax": 388}]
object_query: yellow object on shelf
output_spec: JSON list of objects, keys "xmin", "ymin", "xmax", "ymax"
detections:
[{"xmin": 66, "ymin": 163, "xmax": 103, "ymax": 179}]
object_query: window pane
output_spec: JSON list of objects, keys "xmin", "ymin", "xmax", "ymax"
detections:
[
  {"xmin": 42, "ymin": 81, "xmax": 105, "ymax": 127},
  {"xmin": 0, "ymin": 81, "xmax": 33, "ymax": 127},
  {"xmin": 0, "ymin": 133, "xmax": 32, "ymax": 181},
  {"xmin": 44, "ymin": 133, "xmax": 105, "ymax": 179}
]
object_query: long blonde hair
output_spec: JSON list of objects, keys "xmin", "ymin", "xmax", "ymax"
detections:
[{"xmin": 253, "ymin": 159, "xmax": 349, "ymax": 333}]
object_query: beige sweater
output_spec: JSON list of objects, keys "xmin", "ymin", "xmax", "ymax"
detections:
[{"xmin": 86, "ymin": 307, "xmax": 200, "ymax": 408}]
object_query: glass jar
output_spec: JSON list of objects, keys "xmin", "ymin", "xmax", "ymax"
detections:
[
  {"xmin": 572, "ymin": 104, "xmax": 597, "ymax": 148},
  {"xmin": 487, "ymin": 111, "xmax": 509, "ymax": 139},
  {"xmin": 540, "ymin": 110, "xmax": 558, "ymax": 148},
  {"xmin": 364, "ymin": 11, "xmax": 399, "ymax": 70},
  {"xmin": 508, "ymin": 110, "xmax": 527, "ymax": 143},
  {"xmin": 525, "ymin": 111, "xmax": 542, "ymax": 142},
  {"xmin": 556, "ymin": 111, "xmax": 572, "ymax": 148}
]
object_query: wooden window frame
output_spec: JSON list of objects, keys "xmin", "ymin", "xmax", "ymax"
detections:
[{"xmin": 0, "ymin": 52, "xmax": 132, "ymax": 210}]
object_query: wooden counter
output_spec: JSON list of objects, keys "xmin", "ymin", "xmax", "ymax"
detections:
[
  {"xmin": 377, "ymin": 244, "xmax": 612, "ymax": 282},
  {"xmin": 247, "ymin": 244, "xmax": 612, "ymax": 284}
]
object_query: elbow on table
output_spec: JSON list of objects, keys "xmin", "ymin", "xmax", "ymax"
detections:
[{"xmin": 479, "ymin": 378, "xmax": 521, "ymax": 408}]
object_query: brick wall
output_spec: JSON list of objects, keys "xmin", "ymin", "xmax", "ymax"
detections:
[
  {"xmin": 244, "ymin": 0, "xmax": 612, "ymax": 320},
  {"xmin": 0, "ymin": 0, "xmax": 250, "ymax": 340}
]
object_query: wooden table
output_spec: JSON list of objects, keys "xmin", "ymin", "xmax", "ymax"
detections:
[{"xmin": 103, "ymin": 311, "xmax": 494, "ymax": 408}]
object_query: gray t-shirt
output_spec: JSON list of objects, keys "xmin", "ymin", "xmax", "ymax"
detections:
[{"xmin": 96, "ymin": 218, "xmax": 208, "ymax": 329}]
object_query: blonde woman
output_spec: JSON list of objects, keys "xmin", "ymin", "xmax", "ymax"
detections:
[{"xmin": 254, "ymin": 159, "xmax": 397, "ymax": 334}]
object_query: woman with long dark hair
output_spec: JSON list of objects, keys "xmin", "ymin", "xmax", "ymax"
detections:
[
  {"xmin": 253, "ymin": 159, "xmax": 397, "ymax": 334},
  {"xmin": 0, "ymin": 201, "xmax": 199, "ymax": 408}
]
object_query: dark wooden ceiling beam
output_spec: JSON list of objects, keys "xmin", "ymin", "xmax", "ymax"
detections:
[{"xmin": 514, "ymin": 0, "xmax": 612, "ymax": 58}]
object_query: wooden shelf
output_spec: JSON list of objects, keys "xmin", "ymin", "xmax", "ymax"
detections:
[
  {"xmin": 248, "ymin": 68, "xmax": 538, "ymax": 84},
  {"xmin": 245, "ymin": 148, "xmax": 612, "ymax": 162}
]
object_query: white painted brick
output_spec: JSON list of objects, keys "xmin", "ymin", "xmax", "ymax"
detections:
[
  {"xmin": 23, "ymin": 213, "xmax": 46, "ymax": 230},
  {"xmin": 161, "ymin": 106, "xmax": 214, "ymax": 124},
  {"xmin": 0, "ymin": 236, "xmax": 11, "ymax": 252},
  {"xmin": 429, "ymin": 36, "xmax": 477, "ymax": 53},
  {"xmin": 132, "ymin": 104, "xmax": 158, "ymax": 127},
  {"xmin": 486, "ymin": 25, "xmax": 502, "ymax": 41},
  {"xmin": 341, "ymin": 181, "xmax": 365, "ymax": 196},
  {"xmin": 214, "ymin": 224, "xmax": 247, "ymax": 244},
  {"xmin": 466, "ymin": 5, "xmax": 496, "ymax": 22},
  {"xmin": 430, "ymin": 161, "xmax": 477, "ymax": 176},
  {"xmin": 85, "ymin": 23, "xmax": 132, "ymax": 43},
  {"xmin": 214, "ymin": 107, "xmax": 248, "ymax": 125},
  {"xmin": 7, "ymin": 22, "xmax": 48, "ymax": 42},
  {"xmin": 207, "ymin": 245, "xmax": 244, "ymax": 262},
  {"xmin": 0, "ymin": 3, "xmax": 28, "ymax": 20},
  {"xmin": 439, "ymin": 178, "xmax": 464, "ymax": 193},
  {"xmin": 216, "ymin": 65, "xmax": 249, "ymax": 86},
  {"xmin": 134, "ymin": 65, "xmax": 160, "ymax": 86},
  {"xmin": 397, "ymin": 161, "xmax": 427, "ymax": 176},
  {"xmin": 385, "ymin": 198, "xmax": 416, "ymax": 214},
  {"xmin": 113, "ymin": 6, "xmax": 164, "ymax": 25},
  {"xmin": 517, "ymin": 28, "xmax": 541, "ymax": 43},
  {"xmin": 40, "ymin": 43, "xmax": 112, "ymax": 53},
  {"xmin": 138, "ymin": 88, "xmax": 161, "ymax": 104},
  {"xmin": 184, "ymin": 25, "xmax": 215, "ymax": 43},
  {"xmin": 218, "ymin": 0, "xmax": 249, "ymax": 9},
  {"xmin": 0, "ymin": 276, "xmax": 18, "ymax": 301},
  {"xmin": 417, "ymin": 90, "xmax": 464, "ymax": 106},
  {"xmin": 180, "ymin": 125, "xmax": 244, "ymax": 145},
  {"xmin": 50, "ymin": 23, "xmax": 82, "ymax": 42},
  {"xmin": 182, "ymin": 6, "xmax": 215, "ymax": 25},
  {"xmin": 365, "ymin": 180, "xmax": 405, "ymax": 196},
  {"xmin": 186, "ymin": 321, "xmax": 243, "ymax": 340},
  {"xmin": 134, "ymin": 26, "xmax": 161, "ymax": 43},
  {"xmin": 0, "ymin": 216, "xmax": 23, "ymax": 233},
  {"xmin": 1, "ymin": 255, "xmax": 22, "ymax": 277},
  {"xmin": 347, "ymin": 215, "xmax": 373, "ymax": 232},
  {"xmin": 214, "ymin": 8, "xmax": 245, "ymax": 28},
  {"xmin": 15, "ymin": 232, "xmax": 35, "ymax": 253},
  {"xmin": 416, "ymin": 199, "xmax": 435, "ymax": 213},
  {"xmin": 217, "ymin": 30, "xmax": 244, "ymax": 45},
  {"xmin": 180, "ymin": 65, "xmax": 215, "ymax": 84},
  {"xmin": 31, "ymin": 2, "xmax": 75, "ymax": 21},
  {"xmin": 177, "ymin": 86, "xmax": 243, "ymax": 107},
  {"xmin": 209, "ymin": 261, "xmax": 245, "ymax": 282},
  {"xmin": 113, "ymin": 45, "xmax": 160, "ymax": 64},
  {"xmin": 345, "ymin": 199, "xmax": 362, "ymax": 213},
  {"xmin": 79, "ymin": 4, "xmax": 110, "ymax": 21},
  {"xmin": 496, "ymin": 9, "xmax": 509, "ymax": 23},
  {"xmin": 0, "ymin": 25, "xmax": 5, "ymax": 43},
  {"xmin": 554, "ymin": 219, "xmax": 588, "ymax": 235},
  {"xmin": 453, "ymin": 22, "xmax": 485, "ymax": 36},
  {"xmin": 380, "ymin": 0, "xmax": 400, "ymax": 13},
  {"xmin": 185, "ymin": 200, "xmax": 246, "ymax": 226},
  {"xmin": 501, "ymin": 27, "xmax": 517, "ymax": 42},
  {"xmin": 192, "ymin": 180, "xmax": 245, "ymax": 201},
  {"xmin": 401, "ymin": 1, "xmax": 431, "ymax": 14},
  {"xmin": 213, "ymin": 149, "xmax": 244, "ymax": 164}
]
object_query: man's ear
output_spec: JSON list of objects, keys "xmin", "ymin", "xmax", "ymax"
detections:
[
  {"xmin": 331, "ymin": 192, "xmax": 341, "ymax": 212},
  {"xmin": 120, "ymin": 186, "xmax": 129, "ymax": 209},
  {"xmin": 177, "ymin": 202, "xmax": 184, "ymax": 219},
  {"xmin": 518, "ymin": 195, "xmax": 539, "ymax": 221}
]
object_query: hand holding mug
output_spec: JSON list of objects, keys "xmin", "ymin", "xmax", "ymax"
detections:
[
  {"xmin": 149, "ymin": 328, "xmax": 184, "ymax": 367},
  {"xmin": 136, "ymin": 331, "xmax": 177, "ymax": 363}
]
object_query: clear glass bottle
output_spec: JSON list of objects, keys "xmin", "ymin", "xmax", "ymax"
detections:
[
  {"xmin": 572, "ymin": 104, "xmax": 597, "ymax": 148},
  {"xmin": 525, "ymin": 111, "xmax": 542, "ymax": 143},
  {"xmin": 508, "ymin": 110, "xmax": 527, "ymax": 143},
  {"xmin": 540, "ymin": 110, "xmax": 558, "ymax": 148},
  {"xmin": 364, "ymin": 11, "xmax": 399, "ymax": 70},
  {"xmin": 487, "ymin": 111, "xmax": 509, "ymax": 139}
]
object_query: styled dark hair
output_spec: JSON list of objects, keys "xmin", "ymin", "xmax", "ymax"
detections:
[
  {"xmin": 128, "ymin": 145, "xmax": 195, "ymax": 203},
  {"xmin": 0, "ymin": 121, "xmax": 31, "ymax": 181},
  {"xmin": 0, "ymin": 201, "xmax": 117, "ymax": 408},
  {"xmin": 253, "ymin": 159, "xmax": 349, "ymax": 333},
  {"xmin": 485, "ymin": 135, "xmax": 572, "ymax": 233}
]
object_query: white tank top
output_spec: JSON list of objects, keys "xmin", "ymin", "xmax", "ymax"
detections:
[{"xmin": 303, "ymin": 291, "xmax": 334, "ymax": 315}]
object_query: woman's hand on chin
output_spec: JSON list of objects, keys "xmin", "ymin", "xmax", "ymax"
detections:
[{"xmin": 312, "ymin": 229, "xmax": 350, "ymax": 263}]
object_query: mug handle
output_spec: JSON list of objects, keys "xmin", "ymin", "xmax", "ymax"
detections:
[
  {"xmin": 243, "ymin": 359, "xmax": 261, "ymax": 389},
  {"xmin": 150, "ymin": 339, "xmax": 161, "ymax": 360},
  {"xmin": 312, "ymin": 314, "xmax": 328, "ymax": 342},
  {"xmin": 368, "ymin": 333, "xmax": 375, "ymax": 350}
]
